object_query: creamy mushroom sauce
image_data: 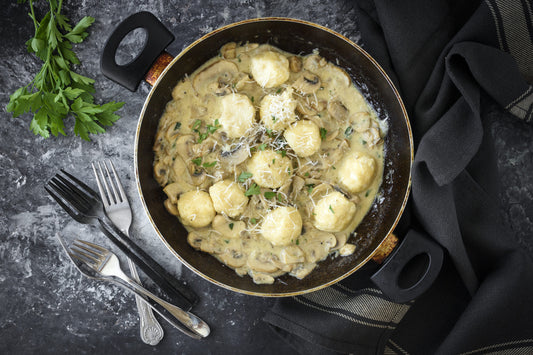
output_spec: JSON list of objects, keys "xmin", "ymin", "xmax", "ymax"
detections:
[{"xmin": 153, "ymin": 43, "xmax": 386, "ymax": 284}]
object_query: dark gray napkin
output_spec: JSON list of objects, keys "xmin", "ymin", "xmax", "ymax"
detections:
[{"xmin": 264, "ymin": 0, "xmax": 533, "ymax": 353}]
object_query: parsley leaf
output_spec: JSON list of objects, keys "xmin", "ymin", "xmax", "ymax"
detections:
[
  {"xmin": 192, "ymin": 157, "xmax": 202, "ymax": 166},
  {"xmin": 238, "ymin": 171, "xmax": 253, "ymax": 182},
  {"xmin": 202, "ymin": 161, "xmax": 217, "ymax": 168},
  {"xmin": 6, "ymin": 0, "xmax": 124, "ymax": 141},
  {"xmin": 264, "ymin": 191, "xmax": 277, "ymax": 199},
  {"xmin": 320, "ymin": 127, "xmax": 328, "ymax": 140},
  {"xmin": 245, "ymin": 183, "xmax": 261, "ymax": 196}
]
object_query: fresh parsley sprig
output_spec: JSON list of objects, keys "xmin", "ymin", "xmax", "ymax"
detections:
[{"xmin": 6, "ymin": 0, "xmax": 124, "ymax": 141}]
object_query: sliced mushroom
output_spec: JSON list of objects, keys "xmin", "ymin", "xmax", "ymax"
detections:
[
  {"xmin": 361, "ymin": 127, "xmax": 381, "ymax": 147},
  {"xmin": 163, "ymin": 199, "xmax": 179, "ymax": 216},
  {"xmin": 292, "ymin": 71, "xmax": 321, "ymax": 95},
  {"xmin": 295, "ymin": 97, "xmax": 317, "ymax": 117},
  {"xmin": 279, "ymin": 245, "xmax": 305, "ymax": 264},
  {"xmin": 163, "ymin": 180, "xmax": 195, "ymax": 204},
  {"xmin": 303, "ymin": 54, "xmax": 326, "ymax": 71},
  {"xmin": 309, "ymin": 183, "xmax": 332, "ymax": 201},
  {"xmin": 300, "ymin": 231, "xmax": 337, "ymax": 262},
  {"xmin": 218, "ymin": 248, "xmax": 246, "ymax": 268},
  {"xmin": 247, "ymin": 250, "xmax": 279, "ymax": 273},
  {"xmin": 338, "ymin": 243, "xmax": 356, "ymax": 256},
  {"xmin": 250, "ymin": 271, "xmax": 275, "ymax": 284},
  {"xmin": 220, "ymin": 42, "xmax": 237, "ymax": 59},
  {"xmin": 290, "ymin": 175, "xmax": 305, "ymax": 200},
  {"xmin": 165, "ymin": 121, "xmax": 182, "ymax": 141},
  {"xmin": 327, "ymin": 99, "xmax": 349, "ymax": 121},
  {"xmin": 199, "ymin": 236, "xmax": 224, "ymax": 254},
  {"xmin": 187, "ymin": 232, "xmax": 205, "ymax": 249},
  {"xmin": 153, "ymin": 160, "xmax": 168, "ymax": 186},
  {"xmin": 193, "ymin": 137, "xmax": 218, "ymax": 156},
  {"xmin": 212, "ymin": 215, "xmax": 246, "ymax": 239},
  {"xmin": 290, "ymin": 262, "xmax": 316, "ymax": 279},
  {"xmin": 219, "ymin": 142, "xmax": 250, "ymax": 166},
  {"xmin": 193, "ymin": 60, "xmax": 239, "ymax": 96},
  {"xmin": 334, "ymin": 232, "xmax": 349, "ymax": 250},
  {"xmin": 175, "ymin": 134, "xmax": 195, "ymax": 161},
  {"xmin": 188, "ymin": 163, "xmax": 207, "ymax": 186},
  {"xmin": 288, "ymin": 56, "xmax": 302, "ymax": 72},
  {"xmin": 328, "ymin": 66, "xmax": 351, "ymax": 87},
  {"xmin": 171, "ymin": 156, "xmax": 192, "ymax": 184}
]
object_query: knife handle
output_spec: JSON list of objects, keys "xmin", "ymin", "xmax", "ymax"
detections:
[{"xmin": 97, "ymin": 218, "xmax": 198, "ymax": 310}]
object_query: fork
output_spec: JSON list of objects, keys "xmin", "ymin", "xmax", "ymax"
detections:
[
  {"xmin": 69, "ymin": 239, "xmax": 210, "ymax": 339},
  {"xmin": 92, "ymin": 160, "xmax": 163, "ymax": 345},
  {"xmin": 45, "ymin": 170, "xmax": 198, "ymax": 310}
]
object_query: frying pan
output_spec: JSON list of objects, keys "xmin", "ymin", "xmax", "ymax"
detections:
[{"xmin": 101, "ymin": 12, "xmax": 443, "ymax": 303}]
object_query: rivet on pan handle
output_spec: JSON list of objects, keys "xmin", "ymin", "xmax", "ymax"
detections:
[
  {"xmin": 100, "ymin": 12, "xmax": 175, "ymax": 91},
  {"xmin": 370, "ymin": 229, "xmax": 444, "ymax": 303}
]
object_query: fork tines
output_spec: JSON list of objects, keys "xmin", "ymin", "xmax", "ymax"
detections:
[
  {"xmin": 92, "ymin": 160, "xmax": 126, "ymax": 207},
  {"xmin": 70, "ymin": 240, "xmax": 108, "ymax": 269}
]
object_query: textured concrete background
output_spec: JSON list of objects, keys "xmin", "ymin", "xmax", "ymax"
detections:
[{"xmin": 0, "ymin": 0, "xmax": 531, "ymax": 353}]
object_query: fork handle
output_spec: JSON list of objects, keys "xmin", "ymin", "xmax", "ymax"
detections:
[
  {"xmin": 98, "ymin": 218, "xmax": 198, "ymax": 310},
  {"xmin": 128, "ymin": 257, "xmax": 164, "ymax": 345},
  {"xmin": 115, "ymin": 270, "xmax": 210, "ymax": 339}
]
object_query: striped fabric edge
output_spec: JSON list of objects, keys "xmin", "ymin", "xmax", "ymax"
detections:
[
  {"xmin": 486, "ymin": 0, "xmax": 533, "ymax": 78},
  {"xmin": 384, "ymin": 339, "xmax": 410, "ymax": 355},
  {"xmin": 295, "ymin": 286, "xmax": 411, "ymax": 330},
  {"xmin": 459, "ymin": 339, "xmax": 533, "ymax": 355},
  {"xmin": 486, "ymin": 0, "xmax": 533, "ymax": 122},
  {"xmin": 506, "ymin": 85, "xmax": 533, "ymax": 122},
  {"xmin": 383, "ymin": 338, "xmax": 533, "ymax": 354}
]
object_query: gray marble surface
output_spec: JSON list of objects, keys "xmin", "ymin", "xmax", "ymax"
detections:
[{"xmin": 0, "ymin": 0, "xmax": 531, "ymax": 354}]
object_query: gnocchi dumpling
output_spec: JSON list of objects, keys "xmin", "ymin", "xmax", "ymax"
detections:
[
  {"xmin": 218, "ymin": 93, "xmax": 255, "ymax": 138},
  {"xmin": 209, "ymin": 180, "xmax": 249, "ymax": 218},
  {"xmin": 337, "ymin": 152, "xmax": 376, "ymax": 193},
  {"xmin": 312, "ymin": 191, "xmax": 356, "ymax": 232},
  {"xmin": 259, "ymin": 87, "xmax": 298, "ymax": 131},
  {"xmin": 177, "ymin": 190, "xmax": 216, "ymax": 228},
  {"xmin": 250, "ymin": 50, "xmax": 290, "ymax": 88},
  {"xmin": 261, "ymin": 206, "xmax": 303, "ymax": 246},
  {"xmin": 247, "ymin": 150, "xmax": 292, "ymax": 188},
  {"xmin": 283, "ymin": 120, "xmax": 321, "ymax": 157}
]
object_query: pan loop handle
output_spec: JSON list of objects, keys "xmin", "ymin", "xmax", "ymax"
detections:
[
  {"xmin": 370, "ymin": 229, "xmax": 444, "ymax": 303},
  {"xmin": 100, "ymin": 11, "xmax": 174, "ymax": 91}
]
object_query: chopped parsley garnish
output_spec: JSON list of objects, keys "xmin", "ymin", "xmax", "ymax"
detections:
[
  {"xmin": 192, "ymin": 119, "xmax": 202, "ymax": 131},
  {"xmin": 250, "ymin": 218, "xmax": 257, "ymax": 224},
  {"xmin": 238, "ymin": 171, "xmax": 253, "ymax": 182},
  {"xmin": 191, "ymin": 157, "xmax": 202, "ymax": 166},
  {"xmin": 264, "ymin": 191, "xmax": 277, "ymax": 199},
  {"xmin": 329, "ymin": 205, "xmax": 335, "ymax": 214},
  {"xmin": 174, "ymin": 122, "xmax": 182, "ymax": 130},
  {"xmin": 245, "ymin": 183, "xmax": 260, "ymax": 196},
  {"xmin": 202, "ymin": 161, "xmax": 217, "ymax": 168},
  {"xmin": 306, "ymin": 184, "xmax": 314, "ymax": 194},
  {"xmin": 345, "ymin": 126, "xmax": 353, "ymax": 137},
  {"xmin": 229, "ymin": 223, "xmax": 234, "ymax": 230},
  {"xmin": 258, "ymin": 143, "xmax": 267, "ymax": 151},
  {"xmin": 320, "ymin": 127, "xmax": 327, "ymax": 140}
]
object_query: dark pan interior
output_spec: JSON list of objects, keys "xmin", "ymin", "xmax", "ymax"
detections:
[{"xmin": 136, "ymin": 19, "xmax": 412, "ymax": 296}]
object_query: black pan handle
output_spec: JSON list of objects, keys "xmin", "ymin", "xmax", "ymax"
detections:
[
  {"xmin": 100, "ymin": 11, "xmax": 174, "ymax": 91},
  {"xmin": 370, "ymin": 229, "xmax": 443, "ymax": 303}
]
